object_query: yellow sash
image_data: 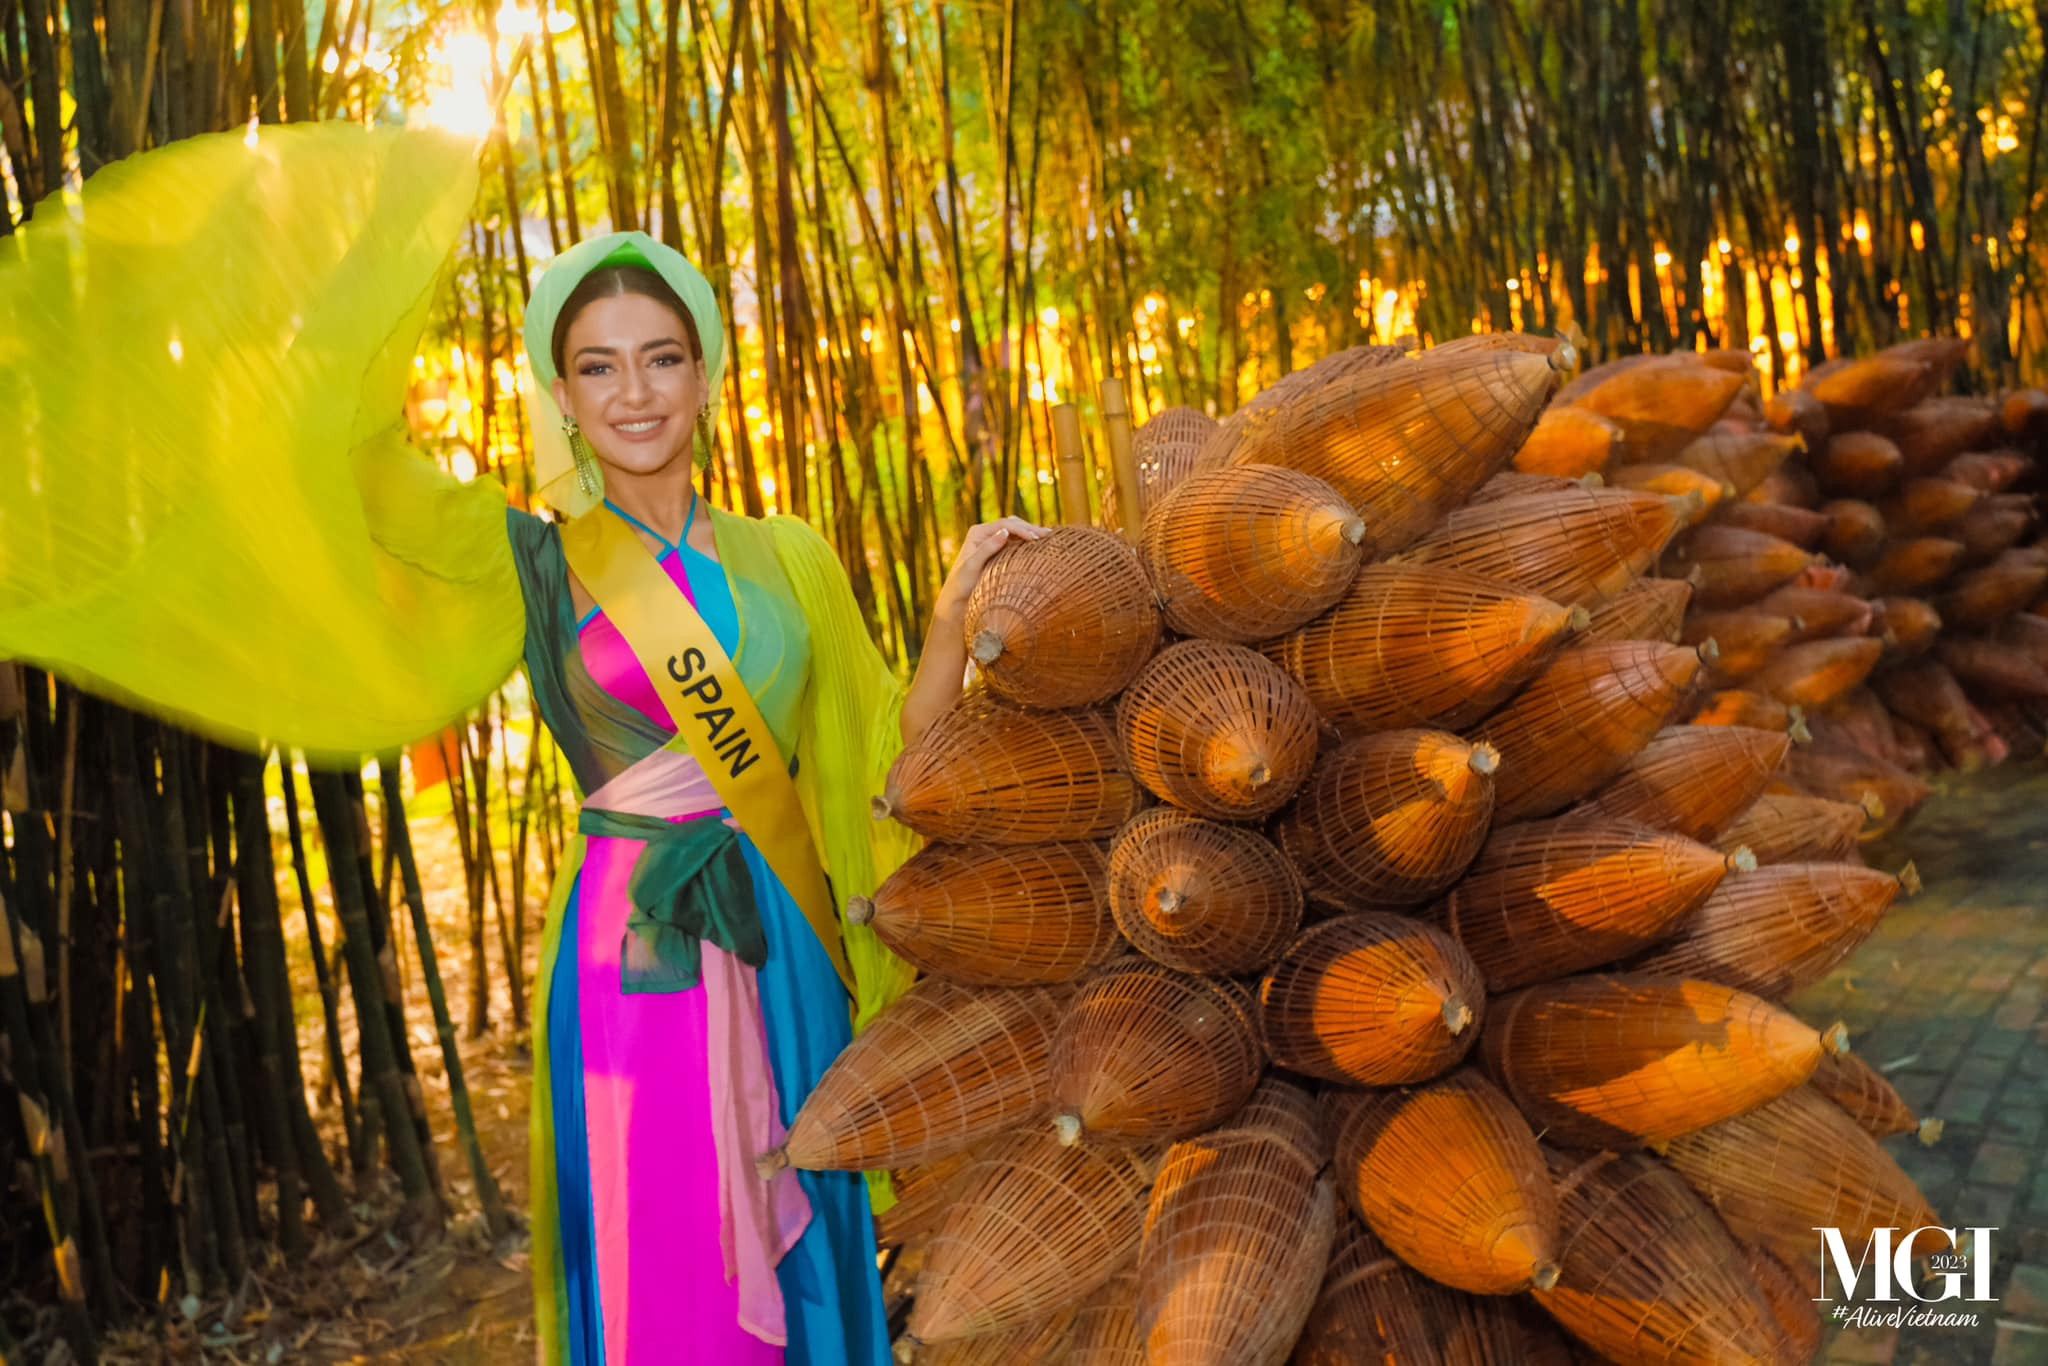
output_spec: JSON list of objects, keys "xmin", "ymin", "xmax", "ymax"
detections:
[{"xmin": 560, "ymin": 507, "xmax": 854, "ymax": 993}]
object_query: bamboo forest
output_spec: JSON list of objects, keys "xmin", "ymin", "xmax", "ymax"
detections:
[{"xmin": 4, "ymin": 0, "xmax": 2048, "ymax": 1360}]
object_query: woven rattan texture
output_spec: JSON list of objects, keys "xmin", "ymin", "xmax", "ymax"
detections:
[
  {"xmin": 1632, "ymin": 860, "xmax": 1902, "ymax": 999},
  {"xmin": 1664, "ymin": 524, "xmax": 1816, "ymax": 607},
  {"xmin": 1469, "ymin": 470, "xmax": 1598, "ymax": 505},
  {"xmin": 1823, "ymin": 498, "xmax": 1889, "ymax": 566},
  {"xmin": 1816, "ymin": 431, "xmax": 1906, "ymax": 498},
  {"xmin": 963, "ymin": 526, "xmax": 1162, "ymax": 708},
  {"xmin": 1809, "ymin": 1048, "xmax": 1923, "ymax": 1140},
  {"xmin": 1781, "ymin": 743, "xmax": 1930, "ymax": 829},
  {"xmin": 1942, "ymin": 552, "xmax": 2048, "ymax": 625},
  {"xmin": 1581, "ymin": 576, "xmax": 1693, "ymax": 643},
  {"xmin": 1608, "ymin": 460, "xmax": 1727, "ymax": 519},
  {"xmin": 1676, "ymin": 430, "xmax": 1803, "ymax": 497},
  {"xmin": 1939, "ymin": 634, "xmax": 2048, "ymax": 697},
  {"xmin": 1687, "ymin": 608, "xmax": 1796, "ymax": 678},
  {"xmin": 1877, "ymin": 395, "xmax": 2002, "ymax": 473},
  {"xmin": 1567, "ymin": 723, "xmax": 1790, "ymax": 840},
  {"xmin": 1101, "ymin": 405, "xmax": 1219, "ymax": 534},
  {"xmin": 876, "ymin": 1146, "xmax": 980, "ymax": 1248},
  {"xmin": 1512, "ymin": 405, "xmax": 1622, "ymax": 478},
  {"xmin": 1566, "ymin": 359, "xmax": 1745, "ymax": 462},
  {"xmin": 1865, "ymin": 536, "xmax": 1968, "ymax": 594},
  {"xmin": 859, "ymin": 841, "xmax": 1121, "ymax": 986},
  {"xmin": 1480, "ymin": 973, "xmax": 1828, "ymax": 1147},
  {"xmin": 908, "ymin": 1307, "xmax": 1078, "ymax": 1365},
  {"xmin": 1715, "ymin": 792, "xmax": 1869, "ymax": 865},
  {"xmin": 1399, "ymin": 484, "xmax": 1686, "ymax": 609},
  {"xmin": 1804, "ymin": 355, "xmax": 1936, "ymax": 427},
  {"xmin": 1115, "ymin": 640, "xmax": 1320, "ymax": 820},
  {"xmin": 1720, "ymin": 499, "xmax": 1831, "ymax": 547},
  {"xmin": 1105, "ymin": 807, "xmax": 1302, "ymax": 974},
  {"xmin": 1064, "ymin": 1267, "xmax": 1144, "ymax": 1364},
  {"xmin": 1689, "ymin": 687, "xmax": 1800, "ymax": 732},
  {"xmin": 1958, "ymin": 496, "xmax": 2036, "ymax": 561},
  {"xmin": 1883, "ymin": 475, "xmax": 1983, "ymax": 535},
  {"xmin": 1224, "ymin": 344, "xmax": 1411, "ymax": 427},
  {"xmin": 1756, "ymin": 584, "xmax": 1875, "ymax": 640},
  {"xmin": 1752, "ymin": 637, "xmax": 1885, "ymax": 709},
  {"xmin": 1216, "ymin": 1076, "xmax": 1330, "ymax": 1165}
]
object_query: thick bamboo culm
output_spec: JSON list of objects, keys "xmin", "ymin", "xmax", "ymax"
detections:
[
  {"xmin": 1821, "ymin": 497, "xmax": 1888, "ymax": 567},
  {"xmin": 1809, "ymin": 1047, "xmax": 1941, "ymax": 1143},
  {"xmin": 1958, "ymin": 494, "xmax": 2036, "ymax": 561},
  {"xmin": 1581, "ymin": 576, "xmax": 1693, "ymax": 643},
  {"xmin": 1332, "ymin": 1071, "xmax": 1560, "ymax": 1294},
  {"xmin": 1294, "ymin": 1214, "xmax": 1552, "ymax": 1365},
  {"xmin": 906, "ymin": 1131, "xmax": 1159, "ymax": 1344},
  {"xmin": 1750, "ymin": 637, "xmax": 1885, "ymax": 709},
  {"xmin": 1942, "ymin": 552, "xmax": 2048, "ymax": 626},
  {"xmin": 1665, "ymin": 524, "xmax": 1815, "ymax": 608},
  {"xmin": 1115, "ymin": 640, "xmax": 1320, "ymax": 820},
  {"xmin": 1481, "ymin": 973, "xmax": 1841, "ymax": 1147},
  {"xmin": 1272, "ymin": 729, "xmax": 1499, "ymax": 910},
  {"xmin": 1065, "ymin": 1267, "xmax": 1144, "ymax": 1364},
  {"xmin": 1878, "ymin": 396, "xmax": 2003, "ymax": 474},
  {"xmin": 1608, "ymin": 461, "xmax": 1728, "ymax": 519},
  {"xmin": 1101, "ymin": 407, "xmax": 1220, "ymax": 535},
  {"xmin": 879, "ymin": 692, "xmax": 1143, "ymax": 844},
  {"xmin": 1631, "ymin": 861, "xmax": 1905, "ymax": 1000},
  {"xmin": 1261, "ymin": 563, "xmax": 1577, "ymax": 734},
  {"xmin": 1659, "ymin": 1085, "xmax": 1943, "ymax": 1270},
  {"xmin": 877, "ymin": 1146, "xmax": 981, "ymax": 1248},
  {"xmin": 774, "ymin": 979, "xmax": 1068, "ymax": 1171},
  {"xmin": 1863, "ymin": 536, "xmax": 1968, "ymax": 594},
  {"xmin": 1673, "ymin": 430, "xmax": 1803, "ymax": 497},
  {"xmin": 1050, "ymin": 960, "xmax": 1264, "ymax": 1146},
  {"xmin": 1882, "ymin": 476, "xmax": 1983, "ymax": 535},
  {"xmin": 1683, "ymin": 608, "xmax": 1795, "ymax": 678},
  {"xmin": 1536, "ymin": 1149, "xmax": 1791, "ymax": 1364},
  {"xmin": 1106, "ymin": 807, "xmax": 1303, "ymax": 975},
  {"xmin": 1876, "ymin": 595, "xmax": 1945, "ymax": 652},
  {"xmin": 1814, "ymin": 431, "xmax": 1907, "ymax": 498},
  {"xmin": 1781, "ymin": 743, "xmax": 1931, "ymax": 833},
  {"xmin": 1477, "ymin": 640, "xmax": 1704, "ymax": 823},
  {"xmin": 1716, "ymin": 792, "xmax": 1871, "ymax": 866},
  {"xmin": 1512, "ymin": 404, "xmax": 1623, "ymax": 477},
  {"xmin": 1802, "ymin": 354, "xmax": 1936, "ymax": 427},
  {"xmin": 1100, "ymin": 377, "xmax": 1143, "ymax": 545},
  {"xmin": 1940, "ymin": 635, "xmax": 2048, "ymax": 698},
  {"xmin": 1258, "ymin": 912, "xmax": 1484, "ymax": 1086},
  {"xmin": 852, "ymin": 842, "xmax": 1122, "ymax": 986},
  {"xmin": 1569, "ymin": 723, "xmax": 1790, "ymax": 840},
  {"xmin": 1205, "ymin": 348, "xmax": 1556, "ymax": 553},
  {"xmin": 1431, "ymin": 817, "xmax": 1737, "ymax": 991},
  {"xmin": 962, "ymin": 526, "xmax": 1162, "ymax": 708},
  {"xmin": 1054, "ymin": 403, "xmax": 1092, "ymax": 527},
  {"xmin": 1136, "ymin": 1128, "xmax": 1337, "ymax": 1363},
  {"xmin": 1139, "ymin": 465, "xmax": 1366, "ymax": 644},
  {"xmin": 1689, "ymin": 688, "xmax": 1804, "ymax": 734},
  {"xmin": 1747, "ymin": 1241, "xmax": 1827, "ymax": 1364},
  {"xmin": 1397, "ymin": 485, "xmax": 1688, "ymax": 608},
  {"xmin": 1755, "ymin": 584, "xmax": 1876, "ymax": 641},
  {"xmin": 1564, "ymin": 357, "xmax": 1745, "ymax": 462},
  {"xmin": 1718, "ymin": 499, "xmax": 1832, "ymax": 548}
]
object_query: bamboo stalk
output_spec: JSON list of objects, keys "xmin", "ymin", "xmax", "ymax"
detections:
[
  {"xmin": 1053, "ymin": 403, "xmax": 1090, "ymax": 527},
  {"xmin": 1099, "ymin": 377, "xmax": 1142, "ymax": 542}
]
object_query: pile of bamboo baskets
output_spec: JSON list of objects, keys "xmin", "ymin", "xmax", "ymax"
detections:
[{"xmin": 792, "ymin": 342, "xmax": 2046, "ymax": 1363}]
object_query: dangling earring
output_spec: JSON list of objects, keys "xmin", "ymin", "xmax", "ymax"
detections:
[
  {"xmin": 564, "ymin": 415, "xmax": 601, "ymax": 497},
  {"xmin": 694, "ymin": 396, "xmax": 715, "ymax": 471}
]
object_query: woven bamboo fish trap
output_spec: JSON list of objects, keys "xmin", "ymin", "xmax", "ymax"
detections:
[
  {"xmin": 1659, "ymin": 1085, "xmax": 1941, "ymax": 1270},
  {"xmin": 1432, "ymin": 817, "xmax": 1737, "ymax": 991},
  {"xmin": 1947, "ymin": 449, "xmax": 2033, "ymax": 493},
  {"xmin": 1682, "ymin": 609, "xmax": 1794, "ymax": 678},
  {"xmin": 1810, "ymin": 1048, "xmax": 1940, "ymax": 1144},
  {"xmin": 1569, "ymin": 724, "xmax": 1790, "ymax": 841},
  {"xmin": 1862, "ymin": 536, "xmax": 1967, "ymax": 594},
  {"xmin": 1608, "ymin": 461, "xmax": 1728, "ymax": 520},
  {"xmin": 1205, "ymin": 348, "xmax": 1554, "ymax": 553},
  {"xmin": 2007, "ymin": 387, "xmax": 2048, "ymax": 435},
  {"xmin": 851, "ymin": 842, "xmax": 1120, "ymax": 986},
  {"xmin": 1468, "ymin": 469, "xmax": 1600, "ymax": 505},
  {"xmin": 1880, "ymin": 334, "xmax": 1971, "ymax": 388},
  {"xmin": 1398, "ymin": 485, "xmax": 1689, "ymax": 608},
  {"xmin": 1273, "ymin": 729, "xmax": 1500, "ymax": 910},
  {"xmin": 1064, "ymin": 1269, "xmax": 1143, "ymax": 1365},
  {"xmin": 1874, "ymin": 595, "xmax": 1943, "ymax": 653},
  {"xmin": 1766, "ymin": 388, "xmax": 1831, "ymax": 448},
  {"xmin": 1877, "ymin": 397, "xmax": 2003, "ymax": 475},
  {"xmin": 1258, "ymin": 912, "xmax": 1484, "ymax": 1086},
  {"xmin": 963, "ymin": 527, "xmax": 1162, "ymax": 708},
  {"xmin": 1050, "ymin": 960, "xmax": 1264, "ymax": 1146},
  {"xmin": 880, "ymin": 693, "xmax": 1143, "ymax": 844},
  {"xmin": 905, "ymin": 1130, "xmax": 1159, "ymax": 1345},
  {"xmin": 1513, "ymin": 404, "xmax": 1623, "ymax": 477},
  {"xmin": 1716, "ymin": 793, "xmax": 1869, "ymax": 866},
  {"xmin": 1943, "ymin": 635, "xmax": 2048, "ymax": 699},
  {"xmin": 1747, "ymin": 462, "xmax": 1823, "ymax": 509},
  {"xmin": 1813, "ymin": 431, "xmax": 1906, "ymax": 499},
  {"xmin": 1881, "ymin": 476, "xmax": 1982, "ymax": 535},
  {"xmin": 1754, "ymin": 585, "xmax": 1874, "ymax": 642},
  {"xmin": 1536, "ymin": 1149, "xmax": 1790, "ymax": 1365},
  {"xmin": 1333, "ymin": 1072, "xmax": 1560, "ymax": 1295},
  {"xmin": 1294, "ymin": 1215, "xmax": 1547, "ymax": 1366},
  {"xmin": 1218, "ymin": 1076, "xmax": 1330, "ymax": 1161},
  {"xmin": 1958, "ymin": 494, "xmax": 2035, "ymax": 561},
  {"xmin": 1801, "ymin": 354, "xmax": 1935, "ymax": 427},
  {"xmin": 1877, "ymin": 656, "xmax": 1980, "ymax": 746},
  {"xmin": 1673, "ymin": 430, "xmax": 1802, "ymax": 497},
  {"xmin": 909, "ymin": 1309, "xmax": 1078, "ymax": 1366},
  {"xmin": 1227, "ymin": 345, "xmax": 1411, "ymax": 426},
  {"xmin": 1115, "ymin": 640, "xmax": 1320, "ymax": 821},
  {"xmin": 1715, "ymin": 500, "xmax": 1830, "ymax": 548},
  {"xmin": 1781, "ymin": 744, "xmax": 1929, "ymax": 834},
  {"xmin": 1749, "ymin": 637, "xmax": 1885, "ymax": 710},
  {"xmin": 1554, "ymin": 353, "xmax": 1672, "ymax": 403},
  {"xmin": 1664, "ymin": 524, "xmax": 1815, "ymax": 609},
  {"xmin": 878, "ymin": 1147, "xmax": 982, "ymax": 1248},
  {"xmin": 1478, "ymin": 640, "xmax": 1704, "ymax": 823},
  {"xmin": 1745, "ymin": 1242, "xmax": 1824, "ymax": 1366},
  {"xmin": 1139, "ymin": 465, "xmax": 1366, "ymax": 643},
  {"xmin": 1633, "ymin": 861, "xmax": 1905, "ymax": 1000},
  {"xmin": 1688, "ymin": 688, "xmax": 1803, "ymax": 734},
  {"xmin": 1105, "ymin": 807, "xmax": 1302, "ymax": 975},
  {"xmin": 1260, "ymin": 563, "xmax": 1577, "ymax": 734},
  {"xmin": 1997, "ymin": 611, "xmax": 2048, "ymax": 667},
  {"xmin": 1581, "ymin": 576, "xmax": 1693, "ymax": 643},
  {"xmin": 1481, "ymin": 973, "xmax": 1841, "ymax": 1147},
  {"xmin": 1101, "ymin": 406, "xmax": 1220, "ymax": 534},
  {"xmin": 1566, "ymin": 358, "xmax": 1746, "ymax": 463},
  {"xmin": 1435, "ymin": 330, "xmax": 1574, "ymax": 363},
  {"xmin": 774, "ymin": 979, "xmax": 1068, "ymax": 1172},
  {"xmin": 1942, "ymin": 552, "xmax": 2048, "ymax": 627},
  {"xmin": 1136, "ymin": 1129, "xmax": 1337, "ymax": 1364},
  {"xmin": 1816, "ymin": 501, "xmax": 1887, "ymax": 573}
]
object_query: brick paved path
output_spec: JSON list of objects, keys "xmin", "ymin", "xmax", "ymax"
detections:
[{"xmin": 1791, "ymin": 763, "xmax": 2048, "ymax": 1366}]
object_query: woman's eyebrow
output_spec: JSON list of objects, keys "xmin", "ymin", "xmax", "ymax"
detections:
[{"xmin": 573, "ymin": 338, "xmax": 685, "ymax": 360}]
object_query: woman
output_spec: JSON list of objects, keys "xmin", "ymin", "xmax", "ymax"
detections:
[{"xmin": 0, "ymin": 123, "xmax": 1042, "ymax": 1362}]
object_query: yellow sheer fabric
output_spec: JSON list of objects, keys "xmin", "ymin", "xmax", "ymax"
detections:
[{"xmin": 0, "ymin": 123, "xmax": 521, "ymax": 759}]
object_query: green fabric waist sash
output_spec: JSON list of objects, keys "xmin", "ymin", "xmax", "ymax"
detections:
[{"xmin": 576, "ymin": 807, "xmax": 767, "ymax": 994}]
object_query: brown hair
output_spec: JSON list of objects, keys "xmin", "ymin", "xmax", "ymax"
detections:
[{"xmin": 550, "ymin": 264, "xmax": 705, "ymax": 376}]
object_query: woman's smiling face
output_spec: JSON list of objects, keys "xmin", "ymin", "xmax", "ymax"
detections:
[{"xmin": 552, "ymin": 291, "xmax": 709, "ymax": 477}]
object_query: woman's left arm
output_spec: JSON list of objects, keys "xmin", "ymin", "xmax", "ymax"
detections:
[{"xmin": 900, "ymin": 516, "xmax": 1049, "ymax": 746}]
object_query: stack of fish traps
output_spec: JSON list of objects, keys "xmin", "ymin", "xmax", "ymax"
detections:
[{"xmin": 773, "ymin": 334, "xmax": 2045, "ymax": 1364}]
